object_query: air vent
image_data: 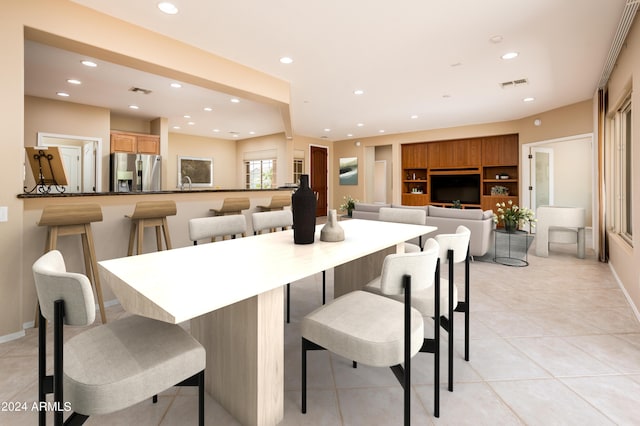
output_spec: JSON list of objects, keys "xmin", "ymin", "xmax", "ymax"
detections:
[
  {"xmin": 129, "ymin": 87, "xmax": 152, "ymax": 95},
  {"xmin": 499, "ymin": 78, "xmax": 528, "ymax": 89}
]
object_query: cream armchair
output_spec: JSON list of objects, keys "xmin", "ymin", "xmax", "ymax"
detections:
[{"xmin": 535, "ymin": 206, "xmax": 586, "ymax": 259}]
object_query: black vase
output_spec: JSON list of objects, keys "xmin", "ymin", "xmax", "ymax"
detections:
[{"xmin": 292, "ymin": 175, "xmax": 317, "ymax": 244}]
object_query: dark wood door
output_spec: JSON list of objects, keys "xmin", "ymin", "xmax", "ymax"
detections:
[{"xmin": 310, "ymin": 146, "xmax": 328, "ymax": 217}]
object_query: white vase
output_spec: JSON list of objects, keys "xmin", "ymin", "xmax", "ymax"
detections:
[{"xmin": 320, "ymin": 210, "xmax": 345, "ymax": 242}]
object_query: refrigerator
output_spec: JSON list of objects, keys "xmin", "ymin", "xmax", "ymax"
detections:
[{"xmin": 111, "ymin": 153, "xmax": 162, "ymax": 192}]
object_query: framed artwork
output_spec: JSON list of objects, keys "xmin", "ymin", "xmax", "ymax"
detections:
[
  {"xmin": 339, "ymin": 157, "xmax": 358, "ymax": 185},
  {"xmin": 178, "ymin": 156, "xmax": 213, "ymax": 187}
]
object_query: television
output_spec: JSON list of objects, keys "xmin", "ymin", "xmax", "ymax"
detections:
[{"xmin": 430, "ymin": 174, "xmax": 480, "ymax": 204}]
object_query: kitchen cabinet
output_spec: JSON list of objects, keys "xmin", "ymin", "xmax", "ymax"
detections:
[{"xmin": 110, "ymin": 131, "xmax": 160, "ymax": 155}]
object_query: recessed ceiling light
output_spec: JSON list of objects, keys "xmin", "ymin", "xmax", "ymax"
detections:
[
  {"xmin": 324, "ymin": 128, "xmax": 331, "ymax": 132},
  {"xmin": 67, "ymin": 79, "xmax": 81, "ymax": 85},
  {"xmin": 357, "ymin": 123, "xmax": 364, "ymax": 127},
  {"xmin": 128, "ymin": 105, "xmax": 139, "ymax": 109},
  {"xmin": 213, "ymin": 129, "xmax": 220, "ymax": 133},
  {"xmin": 187, "ymin": 121, "xmax": 195, "ymax": 125},
  {"xmin": 489, "ymin": 35, "xmax": 503, "ymax": 44},
  {"xmin": 353, "ymin": 89, "xmax": 364, "ymax": 95},
  {"xmin": 501, "ymin": 52, "xmax": 519, "ymax": 60},
  {"xmin": 347, "ymin": 133, "xmax": 353, "ymax": 137},
  {"xmin": 81, "ymin": 60, "xmax": 97, "ymax": 67},
  {"xmin": 170, "ymin": 82, "xmax": 182, "ymax": 88},
  {"xmin": 183, "ymin": 115, "xmax": 191, "ymax": 118},
  {"xmin": 279, "ymin": 57, "xmax": 293, "ymax": 64},
  {"xmin": 173, "ymin": 126, "xmax": 181, "ymax": 129},
  {"xmin": 379, "ymin": 130, "xmax": 385, "ymax": 133},
  {"xmin": 523, "ymin": 97, "xmax": 535, "ymax": 102},
  {"xmin": 249, "ymin": 131, "xmax": 256, "ymax": 135},
  {"xmin": 230, "ymin": 98, "xmax": 240, "ymax": 103},
  {"xmin": 158, "ymin": 2, "xmax": 178, "ymax": 15},
  {"xmin": 56, "ymin": 92, "xmax": 69, "ymax": 97},
  {"xmin": 410, "ymin": 115, "xmax": 418, "ymax": 119},
  {"xmin": 232, "ymin": 134, "xmax": 239, "ymax": 138},
  {"xmin": 203, "ymin": 107, "xmax": 213, "ymax": 112}
]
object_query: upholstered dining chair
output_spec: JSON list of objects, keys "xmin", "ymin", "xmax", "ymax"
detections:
[
  {"xmin": 434, "ymin": 225, "xmax": 471, "ymax": 392},
  {"xmin": 252, "ymin": 210, "xmax": 326, "ymax": 323},
  {"xmin": 33, "ymin": 250, "xmax": 205, "ymax": 426},
  {"xmin": 302, "ymin": 246, "xmax": 441, "ymax": 422},
  {"xmin": 362, "ymin": 238, "xmax": 442, "ymax": 417},
  {"xmin": 379, "ymin": 207, "xmax": 428, "ymax": 251},
  {"xmin": 188, "ymin": 214, "xmax": 247, "ymax": 245}
]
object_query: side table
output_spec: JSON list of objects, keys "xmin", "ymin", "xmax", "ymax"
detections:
[{"xmin": 494, "ymin": 228, "xmax": 531, "ymax": 267}]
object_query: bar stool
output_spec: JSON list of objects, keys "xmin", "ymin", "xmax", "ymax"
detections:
[
  {"xmin": 210, "ymin": 197, "xmax": 250, "ymax": 216},
  {"xmin": 36, "ymin": 203, "xmax": 107, "ymax": 324},
  {"xmin": 256, "ymin": 194, "xmax": 291, "ymax": 212},
  {"xmin": 126, "ymin": 200, "xmax": 176, "ymax": 256}
]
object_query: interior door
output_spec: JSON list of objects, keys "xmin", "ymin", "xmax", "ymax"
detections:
[
  {"xmin": 530, "ymin": 147, "xmax": 554, "ymax": 213},
  {"xmin": 374, "ymin": 160, "xmax": 387, "ymax": 203},
  {"xmin": 58, "ymin": 146, "xmax": 82, "ymax": 193},
  {"xmin": 310, "ymin": 146, "xmax": 328, "ymax": 217}
]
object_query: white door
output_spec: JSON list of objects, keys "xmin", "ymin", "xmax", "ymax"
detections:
[
  {"xmin": 58, "ymin": 146, "xmax": 82, "ymax": 193},
  {"xmin": 530, "ymin": 147, "xmax": 554, "ymax": 212}
]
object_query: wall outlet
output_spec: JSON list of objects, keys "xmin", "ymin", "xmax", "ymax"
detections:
[{"xmin": 0, "ymin": 206, "xmax": 8, "ymax": 222}]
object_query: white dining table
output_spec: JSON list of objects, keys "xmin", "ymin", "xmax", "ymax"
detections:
[{"xmin": 98, "ymin": 219, "xmax": 436, "ymax": 426}]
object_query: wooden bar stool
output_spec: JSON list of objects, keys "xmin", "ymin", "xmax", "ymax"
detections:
[
  {"xmin": 126, "ymin": 200, "xmax": 176, "ymax": 256},
  {"xmin": 256, "ymin": 194, "xmax": 291, "ymax": 211},
  {"xmin": 210, "ymin": 197, "xmax": 250, "ymax": 216},
  {"xmin": 37, "ymin": 203, "xmax": 107, "ymax": 324}
]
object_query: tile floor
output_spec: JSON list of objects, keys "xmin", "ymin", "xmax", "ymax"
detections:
[{"xmin": 2, "ymin": 233, "xmax": 640, "ymax": 425}]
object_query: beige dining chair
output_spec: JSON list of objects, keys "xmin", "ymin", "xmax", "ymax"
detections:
[
  {"xmin": 188, "ymin": 214, "xmax": 247, "ymax": 245},
  {"xmin": 33, "ymin": 250, "xmax": 205, "ymax": 426},
  {"xmin": 302, "ymin": 245, "xmax": 440, "ymax": 422}
]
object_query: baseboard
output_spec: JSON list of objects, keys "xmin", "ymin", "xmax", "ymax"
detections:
[
  {"xmin": 0, "ymin": 330, "xmax": 26, "ymax": 344},
  {"xmin": 609, "ymin": 263, "xmax": 640, "ymax": 323}
]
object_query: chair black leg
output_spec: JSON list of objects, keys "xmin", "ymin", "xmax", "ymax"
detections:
[
  {"xmin": 465, "ymin": 249, "xmax": 470, "ymax": 361},
  {"xmin": 322, "ymin": 271, "xmax": 326, "ymax": 305},
  {"xmin": 38, "ymin": 308, "xmax": 49, "ymax": 426},
  {"xmin": 301, "ymin": 338, "xmax": 307, "ymax": 413},
  {"xmin": 447, "ymin": 249, "xmax": 454, "ymax": 392},
  {"xmin": 286, "ymin": 283, "xmax": 291, "ymax": 323},
  {"xmin": 198, "ymin": 371, "xmax": 205, "ymax": 426},
  {"xmin": 54, "ymin": 300, "xmax": 65, "ymax": 426},
  {"xmin": 434, "ymin": 260, "xmax": 440, "ymax": 417}
]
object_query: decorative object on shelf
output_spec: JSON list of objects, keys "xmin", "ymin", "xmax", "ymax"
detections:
[
  {"xmin": 340, "ymin": 195, "xmax": 358, "ymax": 217},
  {"xmin": 499, "ymin": 173, "xmax": 510, "ymax": 179},
  {"xmin": 490, "ymin": 185, "xmax": 510, "ymax": 196},
  {"xmin": 451, "ymin": 200, "xmax": 462, "ymax": 209},
  {"xmin": 339, "ymin": 157, "xmax": 358, "ymax": 185},
  {"xmin": 292, "ymin": 174, "xmax": 317, "ymax": 244},
  {"xmin": 493, "ymin": 200, "xmax": 536, "ymax": 233},
  {"xmin": 320, "ymin": 210, "xmax": 345, "ymax": 242}
]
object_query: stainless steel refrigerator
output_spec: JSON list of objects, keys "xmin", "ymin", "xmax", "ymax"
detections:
[{"xmin": 111, "ymin": 153, "xmax": 162, "ymax": 192}]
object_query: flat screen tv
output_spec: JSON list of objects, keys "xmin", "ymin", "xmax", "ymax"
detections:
[{"xmin": 430, "ymin": 174, "xmax": 480, "ymax": 204}]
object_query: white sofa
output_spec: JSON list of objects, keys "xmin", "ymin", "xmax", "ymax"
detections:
[
  {"xmin": 535, "ymin": 206, "xmax": 585, "ymax": 259},
  {"xmin": 352, "ymin": 203, "xmax": 494, "ymax": 257}
]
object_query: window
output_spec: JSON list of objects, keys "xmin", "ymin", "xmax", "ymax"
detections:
[
  {"xmin": 612, "ymin": 96, "xmax": 632, "ymax": 243},
  {"xmin": 245, "ymin": 159, "xmax": 276, "ymax": 189},
  {"xmin": 293, "ymin": 158, "xmax": 303, "ymax": 185}
]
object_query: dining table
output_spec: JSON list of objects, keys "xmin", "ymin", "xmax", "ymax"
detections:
[{"xmin": 98, "ymin": 218, "xmax": 436, "ymax": 426}]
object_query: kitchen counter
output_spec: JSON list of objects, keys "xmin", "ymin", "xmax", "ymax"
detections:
[{"xmin": 17, "ymin": 187, "xmax": 295, "ymax": 199}]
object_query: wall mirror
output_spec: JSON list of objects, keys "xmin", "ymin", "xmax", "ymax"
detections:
[{"xmin": 34, "ymin": 132, "xmax": 102, "ymax": 193}]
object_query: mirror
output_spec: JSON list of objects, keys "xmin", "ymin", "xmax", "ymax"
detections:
[{"xmin": 34, "ymin": 132, "xmax": 102, "ymax": 193}]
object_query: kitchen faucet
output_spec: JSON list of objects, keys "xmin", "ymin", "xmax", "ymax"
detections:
[{"xmin": 181, "ymin": 175, "xmax": 192, "ymax": 191}]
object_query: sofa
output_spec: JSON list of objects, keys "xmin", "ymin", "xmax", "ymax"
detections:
[{"xmin": 352, "ymin": 203, "xmax": 494, "ymax": 257}]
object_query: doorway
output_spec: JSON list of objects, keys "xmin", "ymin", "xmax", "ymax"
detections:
[
  {"xmin": 530, "ymin": 147, "xmax": 554, "ymax": 212},
  {"xmin": 310, "ymin": 145, "xmax": 328, "ymax": 217}
]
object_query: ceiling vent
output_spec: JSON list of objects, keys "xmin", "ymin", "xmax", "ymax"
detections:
[
  {"xmin": 499, "ymin": 78, "xmax": 528, "ymax": 89},
  {"xmin": 129, "ymin": 87, "xmax": 152, "ymax": 95}
]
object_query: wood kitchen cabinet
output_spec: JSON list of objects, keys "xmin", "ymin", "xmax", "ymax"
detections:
[{"xmin": 110, "ymin": 131, "xmax": 160, "ymax": 155}]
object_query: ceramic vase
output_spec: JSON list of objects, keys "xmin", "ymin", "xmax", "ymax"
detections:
[
  {"xmin": 292, "ymin": 175, "xmax": 317, "ymax": 244},
  {"xmin": 320, "ymin": 209, "xmax": 345, "ymax": 242}
]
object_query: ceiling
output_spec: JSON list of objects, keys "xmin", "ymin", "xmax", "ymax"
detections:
[{"xmin": 29, "ymin": 0, "xmax": 628, "ymax": 141}]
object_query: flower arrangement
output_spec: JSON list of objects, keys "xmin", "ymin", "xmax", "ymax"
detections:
[
  {"xmin": 493, "ymin": 200, "xmax": 536, "ymax": 231},
  {"xmin": 340, "ymin": 195, "xmax": 358, "ymax": 216}
]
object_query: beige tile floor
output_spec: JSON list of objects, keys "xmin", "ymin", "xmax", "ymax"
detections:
[{"xmin": 2, "ymin": 233, "xmax": 640, "ymax": 425}]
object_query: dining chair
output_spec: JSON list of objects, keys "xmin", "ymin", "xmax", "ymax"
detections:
[
  {"xmin": 252, "ymin": 210, "xmax": 326, "ymax": 323},
  {"xmin": 362, "ymin": 238, "xmax": 442, "ymax": 417},
  {"xmin": 302, "ymin": 246, "xmax": 440, "ymax": 422},
  {"xmin": 188, "ymin": 214, "xmax": 247, "ymax": 245},
  {"xmin": 434, "ymin": 225, "xmax": 471, "ymax": 392},
  {"xmin": 379, "ymin": 207, "xmax": 428, "ymax": 251},
  {"xmin": 33, "ymin": 250, "xmax": 205, "ymax": 426}
]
